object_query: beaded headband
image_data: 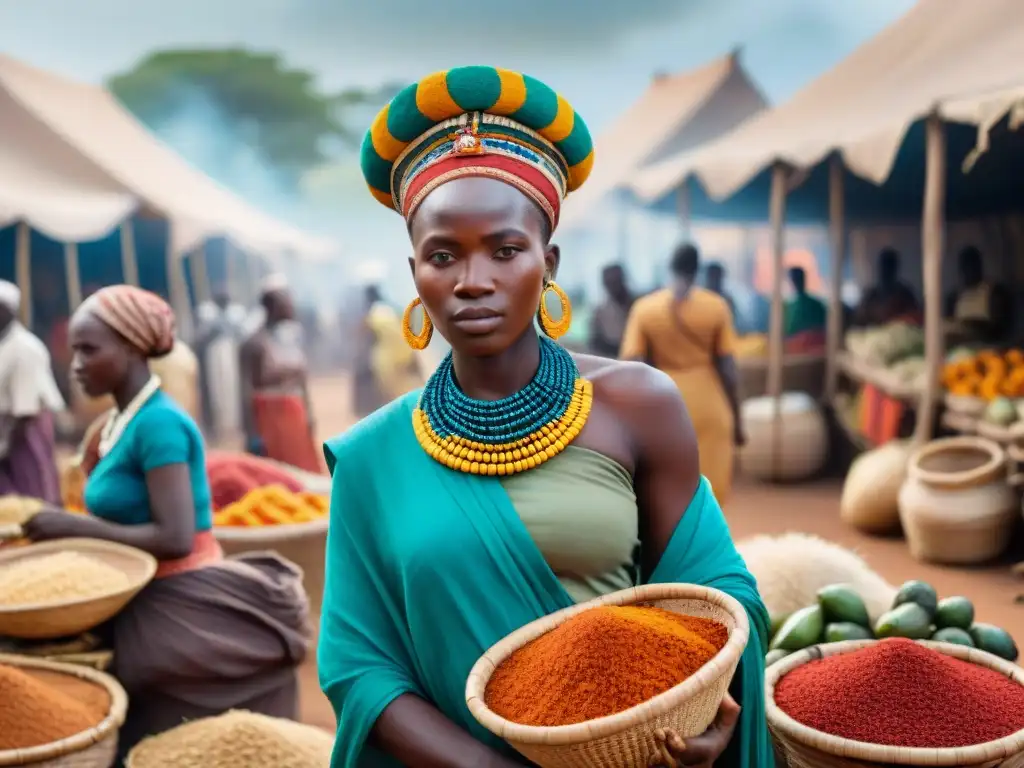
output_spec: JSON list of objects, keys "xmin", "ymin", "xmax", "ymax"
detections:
[{"xmin": 361, "ymin": 66, "xmax": 594, "ymax": 230}]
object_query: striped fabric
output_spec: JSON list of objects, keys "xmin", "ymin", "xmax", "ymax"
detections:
[{"xmin": 360, "ymin": 66, "xmax": 594, "ymax": 226}]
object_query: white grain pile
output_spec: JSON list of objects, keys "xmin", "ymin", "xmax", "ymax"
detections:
[
  {"xmin": 0, "ymin": 495, "xmax": 43, "ymax": 526},
  {"xmin": 128, "ymin": 711, "xmax": 334, "ymax": 768},
  {"xmin": 0, "ymin": 552, "xmax": 131, "ymax": 606}
]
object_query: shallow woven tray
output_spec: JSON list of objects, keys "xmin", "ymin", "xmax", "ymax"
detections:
[
  {"xmin": 767, "ymin": 639, "xmax": 1024, "ymax": 767},
  {"xmin": 466, "ymin": 583, "xmax": 750, "ymax": 768},
  {"xmin": 944, "ymin": 393, "xmax": 987, "ymax": 417},
  {"xmin": 0, "ymin": 538, "xmax": 157, "ymax": 640},
  {"xmin": 0, "ymin": 652, "xmax": 127, "ymax": 767}
]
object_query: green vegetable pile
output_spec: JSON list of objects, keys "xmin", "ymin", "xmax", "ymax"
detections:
[{"xmin": 765, "ymin": 580, "xmax": 1019, "ymax": 667}]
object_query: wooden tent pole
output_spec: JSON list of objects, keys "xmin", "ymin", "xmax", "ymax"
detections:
[
  {"xmin": 64, "ymin": 241, "xmax": 82, "ymax": 311},
  {"xmin": 825, "ymin": 154, "xmax": 847, "ymax": 401},
  {"xmin": 677, "ymin": 181, "xmax": 692, "ymax": 239},
  {"xmin": 14, "ymin": 222, "xmax": 31, "ymax": 328},
  {"xmin": 120, "ymin": 221, "xmax": 139, "ymax": 286},
  {"xmin": 191, "ymin": 243, "xmax": 211, "ymax": 305},
  {"xmin": 767, "ymin": 163, "xmax": 788, "ymax": 479},
  {"xmin": 914, "ymin": 114, "xmax": 947, "ymax": 445}
]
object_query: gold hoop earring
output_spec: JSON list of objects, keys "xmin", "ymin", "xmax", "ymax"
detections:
[
  {"xmin": 537, "ymin": 280, "xmax": 572, "ymax": 340},
  {"xmin": 402, "ymin": 297, "xmax": 433, "ymax": 350}
]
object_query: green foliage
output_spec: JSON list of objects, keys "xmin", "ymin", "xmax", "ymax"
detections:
[{"xmin": 108, "ymin": 48, "xmax": 401, "ymax": 186}]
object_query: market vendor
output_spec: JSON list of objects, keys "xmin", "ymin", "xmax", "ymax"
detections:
[
  {"xmin": 319, "ymin": 67, "xmax": 772, "ymax": 768},
  {"xmin": 0, "ymin": 280, "xmax": 65, "ymax": 504},
  {"xmin": 22, "ymin": 285, "xmax": 310, "ymax": 762},
  {"xmin": 239, "ymin": 275, "xmax": 321, "ymax": 472},
  {"xmin": 784, "ymin": 266, "xmax": 827, "ymax": 352},
  {"xmin": 854, "ymin": 248, "xmax": 919, "ymax": 326},
  {"xmin": 705, "ymin": 261, "xmax": 738, "ymax": 319},
  {"xmin": 944, "ymin": 245, "xmax": 1013, "ymax": 344}
]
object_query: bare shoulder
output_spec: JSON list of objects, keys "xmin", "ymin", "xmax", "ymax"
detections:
[{"xmin": 574, "ymin": 353, "xmax": 685, "ymax": 418}]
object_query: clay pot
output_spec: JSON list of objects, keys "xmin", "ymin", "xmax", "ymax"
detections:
[
  {"xmin": 898, "ymin": 436, "xmax": 1017, "ymax": 565},
  {"xmin": 739, "ymin": 392, "xmax": 828, "ymax": 482}
]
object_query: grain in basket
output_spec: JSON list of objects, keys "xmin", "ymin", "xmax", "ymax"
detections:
[
  {"xmin": 0, "ymin": 551, "xmax": 130, "ymax": 606},
  {"xmin": 0, "ymin": 494, "xmax": 43, "ymax": 526},
  {"xmin": 128, "ymin": 710, "xmax": 334, "ymax": 768}
]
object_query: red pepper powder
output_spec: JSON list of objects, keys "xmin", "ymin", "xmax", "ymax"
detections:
[{"xmin": 775, "ymin": 638, "xmax": 1024, "ymax": 747}]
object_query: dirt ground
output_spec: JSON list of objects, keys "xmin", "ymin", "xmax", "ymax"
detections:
[{"xmin": 297, "ymin": 375, "xmax": 1024, "ymax": 731}]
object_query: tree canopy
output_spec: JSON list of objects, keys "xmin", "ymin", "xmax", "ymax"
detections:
[{"xmin": 108, "ymin": 49, "xmax": 399, "ymax": 188}]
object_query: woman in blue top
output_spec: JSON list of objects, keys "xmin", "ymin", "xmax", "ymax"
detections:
[
  {"xmin": 319, "ymin": 67, "xmax": 772, "ymax": 767},
  {"xmin": 24, "ymin": 285, "xmax": 310, "ymax": 763}
]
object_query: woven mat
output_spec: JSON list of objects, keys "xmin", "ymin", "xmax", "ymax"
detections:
[{"xmin": 0, "ymin": 633, "xmax": 113, "ymax": 670}]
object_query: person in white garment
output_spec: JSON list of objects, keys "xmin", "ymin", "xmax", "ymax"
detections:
[
  {"xmin": 0, "ymin": 280, "xmax": 66, "ymax": 503},
  {"xmin": 195, "ymin": 289, "xmax": 246, "ymax": 441}
]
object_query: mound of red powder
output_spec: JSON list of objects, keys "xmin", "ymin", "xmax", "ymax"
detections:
[{"xmin": 775, "ymin": 638, "xmax": 1024, "ymax": 748}]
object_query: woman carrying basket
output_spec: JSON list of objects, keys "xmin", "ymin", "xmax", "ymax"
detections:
[
  {"xmin": 319, "ymin": 66, "xmax": 772, "ymax": 767},
  {"xmin": 23, "ymin": 285, "xmax": 311, "ymax": 762}
]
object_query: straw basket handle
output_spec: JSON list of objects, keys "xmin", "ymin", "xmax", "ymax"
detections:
[{"xmin": 652, "ymin": 729, "xmax": 681, "ymax": 767}]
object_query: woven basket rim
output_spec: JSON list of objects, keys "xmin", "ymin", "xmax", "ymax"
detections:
[
  {"xmin": 0, "ymin": 652, "xmax": 128, "ymax": 765},
  {"xmin": 213, "ymin": 516, "xmax": 329, "ymax": 542},
  {"xmin": 943, "ymin": 392, "xmax": 987, "ymax": 413},
  {"xmin": 0, "ymin": 537, "xmax": 157, "ymax": 614},
  {"xmin": 766, "ymin": 639, "xmax": 1024, "ymax": 765},
  {"xmin": 907, "ymin": 436, "xmax": 1006, "ymax": 489},
  {"xmin": 465, "ymin": 583, "xmax": 750, "ymax": 747}
]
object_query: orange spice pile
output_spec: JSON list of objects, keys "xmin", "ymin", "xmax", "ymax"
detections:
[
  {"xmin": 0, "ymin": 664, "xmax": 106, "ymax": 750},
  {"xmin": 485, "ymin": 605, "xmax": 728, "ymax": 727}
]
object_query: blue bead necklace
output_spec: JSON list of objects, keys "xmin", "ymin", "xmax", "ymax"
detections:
[{"xmin": 412, "ymin": 335, "xmax": 593, "ymax": 475}]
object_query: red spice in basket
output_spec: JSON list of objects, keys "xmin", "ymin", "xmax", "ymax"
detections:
[
  {"xmin": 484, "ymin": 605, "xmax": 728, "ymax": 727},
  {"xmin": 0, "ymin": 664, "xmax": 103, "ymax": 750},
  {"xmin": 207, "ymin": 452, "xmax": 303, "ymax": 509},
  {"xmin": 774, "ymin": 638, "xmax": 1024, "ymax": 747}
]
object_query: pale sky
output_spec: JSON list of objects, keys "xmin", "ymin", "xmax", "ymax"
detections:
[
  {"xmin": 0, "ymin": 0, "xmax": 916, "ymax": 133},
  {"xmin": 0, "ymin": 0, "xmax": 920, "ymax": 298}
]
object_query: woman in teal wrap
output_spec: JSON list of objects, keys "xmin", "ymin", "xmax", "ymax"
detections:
[{"xmin": 320, "ymin": 66, "xmax": 773, "ymax": 768}]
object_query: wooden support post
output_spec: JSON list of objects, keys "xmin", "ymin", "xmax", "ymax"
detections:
[
  {"xmin": 14, "ymin": 222, "xmax": 31, "ymax": 327},
  {"xmin": 914, "ymin": 115, "xmax": 947, "ymax": 445},
  {"xmin": 825, "ymin": 154, "xmax": 847, "ymax": 401},
  {"xmin": 677, "ymin": 180, "xmax": 692, "ymax": 239},
  {"xmin": 191, "ymin": 244, "xmax": 211, "ymax": 305},
  {"xmin": 767, "ymin": 164, "xmax": 788, "ymax": 479},
  {"xmin": 120, "ymin": 221, "xmax": 139, "ymax": 286},
  {"xmin": 64, "ymin": 241, "xmax": 82, "ymax": 311}
]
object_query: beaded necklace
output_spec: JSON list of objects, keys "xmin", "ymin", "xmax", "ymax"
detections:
[
  {"xmin": 413, "ymin": 335, "xmax": 593, "ymax": 476},
  {"xmin": 98, "ymin": 375, "xmax": 162, "ymax": 458}
]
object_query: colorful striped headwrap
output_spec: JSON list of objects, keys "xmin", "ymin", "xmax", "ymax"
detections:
[
  {"xmin": 83, "ymin": 285, "xmax": 176, "ymax": 358},
  {"xmin": 361, "ymin": 66, "xmax": 594, "ymax": 231}
]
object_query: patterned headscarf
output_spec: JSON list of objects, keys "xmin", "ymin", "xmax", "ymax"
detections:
[
  {"xmin": 361, "ymin": 66, "xmax": 594, "ymax": 231},
  {"xmin": 83, "ymin": 285, "xmax": 176, "ymax": 358}
]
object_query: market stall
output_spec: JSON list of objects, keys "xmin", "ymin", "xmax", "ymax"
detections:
[
  {"xmin": 625, "ymin": 0, "xmax": 1024, "ymax": 470},
  {"xmin": 0, "ymin": 53, "xmax": 334, "ymax": 369}
]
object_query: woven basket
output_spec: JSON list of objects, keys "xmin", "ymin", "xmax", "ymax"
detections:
[
  {"xmin": 465, "ymin": 584, "xmax": 750, "ymax": 768},
  {"xmin": 0, "ymin": 539, "xmax": 156, "ymax": 640},
  {"xmin": 0, "ymin": 653, "xmax": 127, "ymax": 767},
  {"xmin": 767, "ymin": 639, "xmax": 1024, "ymax": 767},
  {"xmin": 944, "ymin": 393, "xmax": 987, "ymax": 417}
]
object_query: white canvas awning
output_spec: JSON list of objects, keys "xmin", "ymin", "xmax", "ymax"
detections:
[
  {"xmin": 0, "ymin": 54, "xmax": 335, "ymax": 259},
  {"xmin": 558, "ymin": 50, "xmax": 766, "ymax": 230},
  {"xmin": 627, "ymin": 0, "xmax": 1024, "ymax": 204}
]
